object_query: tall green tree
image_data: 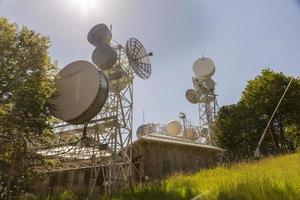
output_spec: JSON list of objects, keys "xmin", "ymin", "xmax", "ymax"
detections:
[
  {"xmin": 0, "ymin": 18, "xmax": 57, "ymax": 198},
  {"xmin": 215, "ymin": 69, "xmax": 300, "ymax": 160}
]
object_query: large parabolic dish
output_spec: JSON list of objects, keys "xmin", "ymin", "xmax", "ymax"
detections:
[
  {"xmin": 49, "ymin": 60, "xmax": 109, "ymax": 124},
  {"xmin": 126, "ymin": 38, "xmax": 152, "ymax": 79},
  {"xmin": 192, "ymin": 57, "xmax": 215, "ymax": 80}
]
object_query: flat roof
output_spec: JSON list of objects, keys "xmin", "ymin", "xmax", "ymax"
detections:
[{"xmin": 133, "ymin": 134, "xmax": 225, "ymax": 152}]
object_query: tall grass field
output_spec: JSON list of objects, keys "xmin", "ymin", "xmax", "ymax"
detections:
[{"xmin": 105, "ymin": 153, "xmax": 300, "ymax": 200}]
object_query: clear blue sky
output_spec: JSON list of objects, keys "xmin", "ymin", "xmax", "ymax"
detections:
[{"xmin": 1, "ymin": 0, "xmax": 300, "ymax": 133}]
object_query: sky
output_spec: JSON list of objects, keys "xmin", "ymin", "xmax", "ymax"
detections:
[{"xmin": 1, "ymin": 0, "xmax": 300, "ymax": 134}]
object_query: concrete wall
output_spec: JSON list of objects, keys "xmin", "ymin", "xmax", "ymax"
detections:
[
  {"xmin": 31, "ymin": 168, "xmax": 104, "ymax": 196},
  {"xmin": 132, "ymin": 141, "xmax": 223, "ymax": 182}
]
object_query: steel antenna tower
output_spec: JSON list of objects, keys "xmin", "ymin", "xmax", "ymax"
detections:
[
  {"xmin": 87, "ymin": 34, "xmax": 153, "ymax": 196},
  {"xmin": 87, "ymin": 42, "xmax": 134, "ymax": 196},
  {"xmin": 186, "ymin": 57, "xmax": 218, "ymax": 145},
  {"xmin": 37, "ymin": 24, "xmax": 152, "ymax": 198}
]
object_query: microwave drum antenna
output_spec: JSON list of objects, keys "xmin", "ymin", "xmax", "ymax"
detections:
[
  {"xmin": 125, "ymin": 38, "xmax": 152, "ymax": 79},
  {"xmin": 193, "ymin": 57, "xmax": 215, "ymax": 80},
  {"xmin": 49, "ymin": 60, "xmax": 108, "ymax": 124},
  {"xmin": 204, "ymin": 78, "xmax": 215, "ymax": 91},
  {"xmin": 186, "ymin": 89, "xmax": 199, "ymax": 104},
  {"xmin": 87, "ymin": 23, "xmax": 112, "ymax": 47},
  {"xmin": 105, "ymin": 65, "xmax": 131, "ymax": 92},
  {"xmin": 92, "ymin": 43, "xmax": 117, "ymax": 70}
]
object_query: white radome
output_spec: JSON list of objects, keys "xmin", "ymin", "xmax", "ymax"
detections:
[
  {"xmin": 166, "ymin": 120, "xmax": 182, "ymax": 136},
  {"xmin": 49, "ymin": 60, "xmax": 108, "ymax": 124},
  {"xmin": 192, "ymin": 57, "xmax": 215, "ymax": 80}
]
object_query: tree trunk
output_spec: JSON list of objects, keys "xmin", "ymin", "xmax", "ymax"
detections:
[{"xmin": 3, "ymin": 148, "xmax": 17, "ymax": 200}]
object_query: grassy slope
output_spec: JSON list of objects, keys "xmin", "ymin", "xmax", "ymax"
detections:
[{"xmin": 106, "ymin": 153, "xmax": 300, "ymax": 200}]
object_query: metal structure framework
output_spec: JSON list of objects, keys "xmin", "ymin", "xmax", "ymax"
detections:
[
  {"xmin": 87, "ymin": 42, "xmax": 134, "ymax": 195},
  {"xmin": 198, "ymin": 94, "xmax": 218, "ymax": 145},
  {"xmin": 38, "ymin": 41, "xmax": 135, "ymax": 197}
]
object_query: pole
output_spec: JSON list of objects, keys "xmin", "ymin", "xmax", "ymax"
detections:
[{"xmin": 254, "ymin": 78, "xmax": 293, "ymax": 158}]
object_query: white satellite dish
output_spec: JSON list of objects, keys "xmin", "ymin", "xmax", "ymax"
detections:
[
  {"xmin": 105, "ymin": 65, "xmax": 131, "ymax": 92},
  {"xmin": 92, "ymin": 44, "xmax": 117, "ymax": 70},
  {"xmin": 166, "ymin": 120, "xmax": 182, "ymax": 136},
  {"xmin": 185, "ymin": 89, "xmax": 199, "ymax": 104},
  {"xmin": 49, "ymin": 60, "xmax": 108, "ymax": 125},
  {"xmin": 192, "ymin": 57, "xmax": 215, "ymax": 80},
  {"xmin": 203, "ymin": 78, "xmax": 215, "ymax": 91},
  {"xmin": 87, "ymin": 23, "xmax": 112, "ymax": 47}
]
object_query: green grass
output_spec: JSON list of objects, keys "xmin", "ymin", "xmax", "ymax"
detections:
[{"xmin": 105, "ymin": 153, "xmax": 300, "ymax": 200}]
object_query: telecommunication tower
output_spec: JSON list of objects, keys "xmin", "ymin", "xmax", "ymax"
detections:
[
  {"xmin": 46, "ymin": 23, "xmax": 153, "ymax": 197},
  {"xmin": 185, "ymin": 57, "xmax": 218, "ymax": 145}
]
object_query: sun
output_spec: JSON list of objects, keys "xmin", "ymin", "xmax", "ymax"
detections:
[
  {"xmin": 73, "ymin": 0, "xmax": 96, "ymax": 9},
  {"xmin": 67, "ymin": 0, "xmax": 100, "ymax": 16}
]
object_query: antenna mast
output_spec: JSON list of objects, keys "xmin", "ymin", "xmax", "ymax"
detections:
[{"xmin": 185, "ymin": 57, "xmax": 218, "ymax": 145}]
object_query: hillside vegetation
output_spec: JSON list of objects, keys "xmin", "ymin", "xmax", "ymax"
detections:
[{"xmin": 106, "ymin": 153, "xmax": 300, "ymax": 200}]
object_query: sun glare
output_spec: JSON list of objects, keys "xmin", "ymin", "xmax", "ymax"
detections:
[{"xmin": 67, "ymin": 0, "xmax": 100, "ymax": 16}]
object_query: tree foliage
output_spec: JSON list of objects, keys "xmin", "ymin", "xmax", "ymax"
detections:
[
  {"xmin": 215, "ymin": 69, "xmax": 300, "ymax": 160},
  {"xmin": 0, "ymin": 17, "xmax": 57, "ymax": 197}
]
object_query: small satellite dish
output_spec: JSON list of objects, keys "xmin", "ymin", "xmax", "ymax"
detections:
[
  {"xmin": 136, "ymin": 125, "xmax": 147, "ymax": 139},
  {"xmin": 185, "ymin": 89, "xmax": 199, "ymax": 104},
  {"xmin": 126, "ymin": 38, "xmax": 152, "ymax": 79},
  {"xmin": 166, "ymin": 120, "xmax": 182, "ymax": 136},
  {"xmin": 105, "ymin": 65, "xmax": 131, "ymax": 92},
  {"xmin": 92, "ymin": 44, "xmax": 117, "ymax": 70},
  {"xmin": 192, "ymin": 57, "xmax": 215, "ymax": 80},
  {"xmin": 87, "ymin": 23, "xmax": 112, "ymax": 47},
  {"xmin": 185, "ymin": 128, "xmax": 198, "ymax": 140},
  {"xmin": 136, "ymin": 124, "xmax": 155, "ymax": 139},
  {"xmin": 203, "ymin": 78, "xmax": 215, "ymax": 91},
  {"xmin": 49, "ymin": 60, "xmax": 108, "ymax": 125}
]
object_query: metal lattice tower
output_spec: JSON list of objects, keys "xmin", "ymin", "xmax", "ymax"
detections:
[
  {"xmin": 87, "ymin": 43, "xmax": 134, "ymax": 196},
  {"xmin": 37, "ymin": 42, "xmax": 135, "ymax": 198},
  {"xmin": 197, "ymin": 91, "xmax": 218, "ymax": 145},
  {"xmin": 186, "ymin": 57, "xmax": 219, "ymax": 145}
]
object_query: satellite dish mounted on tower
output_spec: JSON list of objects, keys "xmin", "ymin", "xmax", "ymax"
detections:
[
  {"xmin": 92, "ymin": 43, "xmax": 117, "ymax": 70},
  {"xmin": 192, "ymin": 57, "xmax": 215, "ymax": 80},
  {"xmin": 87, "ymin": 23, "xmax": 112, "ymax": 47},
  {"xmin": 49, "ymin": 60, "xmax": 109, "ymax": 125},
  {"xmin": 185, "ymin": 89, "xmax": 199, "ymax": 104},
  {"xmin": 126, "ymin": 38, "xmax": 153, "ymax": 79}
]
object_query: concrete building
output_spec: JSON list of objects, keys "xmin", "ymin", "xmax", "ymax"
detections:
[{"xmin": 32, "ymin": 124, "xmax": 224, "ymax": 197}]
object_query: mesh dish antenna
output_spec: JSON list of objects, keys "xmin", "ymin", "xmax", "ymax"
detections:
[
  {"xmin": 87, "ymin": 23, "xmax": 112, "ymax": 47},
  {"xmin": 186, "ymin": 89, "xmax": 199, "ymax": 104},
  {"xmin": 49, "ymin": 60, "xmax": 108, "ymax": 124},
  {"xmin": 126, "ymin": 38, "xmax": 152, "ymax": 79},
  {"xmin": 166, "ymin": 120, "xmax": 182, "ymax": 136},
  {"xmin": 92, "ymin": 43, "xmax": 117, "ymax": 70},
  {"xmin": 192, "ymin": 57, "xmax": 215, "ymax": 80}
]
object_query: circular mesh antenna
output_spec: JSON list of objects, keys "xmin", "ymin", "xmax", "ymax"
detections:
[{"xmin": 126, "ymin": 38, "xmax": 151, "ymax": 79}]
